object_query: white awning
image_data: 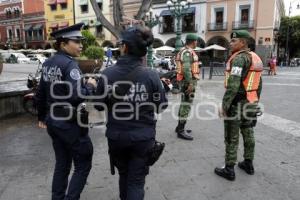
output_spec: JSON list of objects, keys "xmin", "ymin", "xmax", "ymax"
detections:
[{"xmin": 78, "ymin": 0, "xmax": 88, "ymax": 5}]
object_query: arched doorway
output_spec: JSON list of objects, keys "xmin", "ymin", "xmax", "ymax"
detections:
[
  {"xmin": 248, "ymin": 37, "xmax": 255, "ymax": 51},
  {"xmin": 45, "ymin": 43, "xmax": 52, "ymax": 49},
  {"xmin": 197, "ymin": 37, "xmax": 205, "ymax": 48},
  {"xmin": 153, "ymin": 38, "xmax": 164, "ymax": 48},
  {"xmin": 165, "ymin": 37, "xmax": 183, "ymax": 48},
  {"xmin": 206, "ymin": 36, "xmax": 230, "ymax": 62},
  {"xmin": 102, "ymin": 40, "xmax": 114, "ymax": 48}
]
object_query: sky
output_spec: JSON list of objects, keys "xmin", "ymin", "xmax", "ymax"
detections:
[{"xmin": 284, "ymin": 0, "xmax": 300, "ymax": 16}]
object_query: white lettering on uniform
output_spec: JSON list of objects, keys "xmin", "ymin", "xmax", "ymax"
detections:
[{"xmin": 231, "ymin": 66, "xmax": 242, "ymax": 76}]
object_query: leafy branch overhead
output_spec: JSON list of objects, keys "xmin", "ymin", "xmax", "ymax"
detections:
[{"xmin": 89, "ymin": 0, "xmax": 153, "ymax": 39}]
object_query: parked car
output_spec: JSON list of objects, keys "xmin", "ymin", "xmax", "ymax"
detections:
[
  {"xmin": 291, "ymin": 58, "xmax": 300, "ymax": 67},
  {"xmin": 1, "ymin": 52, "xmax": 30, "ymax": 64},
  {"xmin": 27, "ymin": 54, "xmax": 47, "ymax": 64},
  {"xmin": 153, "ymin": 54, "xmax": 172, "ymax": 70}
]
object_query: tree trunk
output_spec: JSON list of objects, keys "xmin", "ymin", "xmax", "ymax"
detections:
[
  {"xmin": 90, "ymin": 0, "xmax": 121, "ymax": 39},
  {"xmin": 136, "ymin": 0, "xmax": 153, "ymax": 20}
]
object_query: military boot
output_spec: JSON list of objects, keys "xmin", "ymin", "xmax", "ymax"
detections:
[
  {"xmin": 175, "ymin": 121, "xmax": 193, "ymax": 140},
  {"xmin": 238, "ymin": 159, "xmax": 254, "ymax": 175},
  {"xmin": 214, "ymin": 165, "xmax": 235, "ymax": 181}
]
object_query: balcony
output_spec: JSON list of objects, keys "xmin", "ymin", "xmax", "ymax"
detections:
[
  {"xmin": 232, "ymin": 20, "xmax": 255, "ymax": 30},
  {"xmin": 26, "ymin": 36, "xmax": 44, "ymax": 42},
  {"xmin": 207, "ymin": 22, "xmax": 228, "ymax": 31}
]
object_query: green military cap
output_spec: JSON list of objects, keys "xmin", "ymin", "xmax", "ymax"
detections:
[
  {"xmin": 186, "ymin": 33, "xmax": 199, "ymax": 41},
  {"xmin": 230, "ymin": 30, "xmax": 251, "ymax": 39}
]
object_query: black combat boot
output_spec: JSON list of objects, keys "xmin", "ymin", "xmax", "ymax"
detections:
[
  {"xmin": 175, "ymin": 121, "xmax": 193, "ymax": 140},
  {"xmin": 214, "ymin": 165, "xmax": 235, "ymax": 181},
  {"xmin": 238, "ymin": 159, "xmax": 254, "ymax": 175}
]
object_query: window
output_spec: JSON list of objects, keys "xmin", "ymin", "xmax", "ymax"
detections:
[
  {"xmin": 96, "ymin": 25, "xmax": 103, "ymax": 37},
  {"xmin": 50, "ymin": 5, "xmax": 57, "ymax": 11},
  {"xmin": 241, "ymin": 8, "xmax": 249, "ymax": 22},
  {"xmin": 6, "ymin": 9, "xmax": 12, "ymax": 18},
  {"xmin": 14, "ymin": 9, "xmax": 20, "ymax": 17},
  {"xmin": 16, "ymin": 29, "xmax": 20, "ymax": 40},
  {"xmin": 51, "ymin": 27, "xmax": 58, "ymax": 33},
  {"xmin": 97, "ymin": 2, "xmax": 102, "ymax": 10},
  {"xmin": 182, "ymin": 14, "xmax": 195, "ymax": 32},
  {"xmin": 36, "ymin": 29, "xmax": 43, "ymax": 40},
  {"xmin": 61, "ymin": 3, "xmax": 67, "ymax": 10},
  {"xmin": 162, "ymin": 16, "xmax": 174, "ymax": 33},
  {"xmin": 8, "ymin": 29, "xmax": 13, "ymax": 39},
  {"xmin": 216, "ymin": 10, "xmax": 224, "ymax": 24},
  {"xmin": 80, "ymin": 5, "xmax": 88, "ymax": 13}
]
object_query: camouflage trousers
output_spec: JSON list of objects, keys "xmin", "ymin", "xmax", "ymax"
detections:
[
  {"xmin": 178, "ymin": 80, "xmax": 197, "ymax": 123},
  {"xmin": 224, "ymin": 101, "xmax": 257, "ymax": 166}
]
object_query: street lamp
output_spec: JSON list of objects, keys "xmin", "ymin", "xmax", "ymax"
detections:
[
  {"xmin": 166, "ymin": 0, "xmax": 193, "ymax": 53},
  {"xmin": 285, "ymin": 0, "xmax": 300, "ymax": 66},
  {"xmin": 144, "ymin": 7, "xmax": 160, "ymax": 68}
]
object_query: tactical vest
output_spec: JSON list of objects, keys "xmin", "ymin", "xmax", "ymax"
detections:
[
  {"xmin": 225, "ymin": 50, "xmax": 263, "ymax": 103},
  {"xmin": 175, "ymin": 47, "xmax": 200, "ymax": 81}
]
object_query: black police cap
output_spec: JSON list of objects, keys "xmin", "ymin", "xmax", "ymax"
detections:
[{"xmin": 50, "ymin": 22, "xmax": 85, "ymax": 40}]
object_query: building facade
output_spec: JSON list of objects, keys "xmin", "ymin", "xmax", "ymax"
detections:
[
  {"xmin": 23, "ymin": 0, "xmax": 47, "ymax": 49},
  {"xmin": 74, "ymin": 0, "xmax": 110, "ymax": 43},
  {"xmin": 152, "ymin": 0, "xmax": 207, "ymax": 48},
  {"xmin": 0, "ymin": 0, "xmax": 24, "ymax": 49},
  {"xmin": 44, "ymin": 0, "xmax": 75, "ymax": 40},
  {"xmin": 205, "ymin": 0, "xmax": 285, "ymax": 63}
]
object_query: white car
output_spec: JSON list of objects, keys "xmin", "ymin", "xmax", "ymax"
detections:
[
  {"xmin": 4, "ymin": 53, "xmax": 31, "ymax": 64},
  {"xmin": 27, "ymin": 54, "xmax": 47, "ymax": 64}
]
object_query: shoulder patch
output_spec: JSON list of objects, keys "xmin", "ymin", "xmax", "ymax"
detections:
[
  {"xmin": 231, "ymin": 66, "xmax": 242, "ymax": 76},
  {"xmin": 70, "ymin": 68, "xmax": 81, "ymax": 80}
]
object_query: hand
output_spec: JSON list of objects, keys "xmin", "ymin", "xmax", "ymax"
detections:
[
  {"xmin": 87, "ymin": 77, "xmax": 97, "ymax": 88},
  {"xmin": 218, "ymin": 107, "xmax": 227, "ymax": 118},
  {"xmin": 185, "ymin": 83, "xmax": 193, "ymax": 95},
  {"xmin": 38, "ymin": 121, "xmax": 47, "ymax": 129},
  {"xmin": 160, "ymin": 78, "xmax": 171, "ymax": 85}
]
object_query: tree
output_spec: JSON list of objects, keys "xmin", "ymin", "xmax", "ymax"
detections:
[
  {"xmin": 278, "ymin": 16, "xmax": 300, "ymax": 59},
  {"xmin": 90, "ymin": 0, "xmax": 153, "ymax": 39}
]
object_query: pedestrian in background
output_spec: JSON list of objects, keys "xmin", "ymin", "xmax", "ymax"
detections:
[{"xmin": 105, "ymin": 47, "xmax": 113, "ymax": 67}]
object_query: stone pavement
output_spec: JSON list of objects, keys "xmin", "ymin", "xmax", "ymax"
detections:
[{"xmin": 0, "ymin": 67, "xmax": 300, "ymax": 200}]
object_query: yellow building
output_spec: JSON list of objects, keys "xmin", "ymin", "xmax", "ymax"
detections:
[{"xmin": 44, "ymin": 0, "xmax": 75, "ymax": 39}]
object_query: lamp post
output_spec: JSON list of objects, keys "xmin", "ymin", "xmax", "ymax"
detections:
[
  {"xmin": 285, "ymin": 0, "xmax": 300, "ymax": 66},
  {"xmin": 145, "ymin": 8, "xmax": 160, "ymax": 68},
  {"xmin": 166, "ymin": 0, "xmax": 193, "ymax": 53}
]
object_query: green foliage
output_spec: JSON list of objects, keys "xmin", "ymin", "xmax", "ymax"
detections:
[
  {"xmin": 278, "ymin": 16, "xmax": 300, "ymax": 58},
  {"xmin": 84, "ymin": 46, "xmax": 104, "ymax": 60},
  {"xmin": 81, "ymin": 30, "xmax": 97, "ymax": 52}
]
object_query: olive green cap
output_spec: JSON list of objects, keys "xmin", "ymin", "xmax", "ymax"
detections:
[
  {"xmin": 186, "ymin": 33, "xmax": 199, "ymax": 41},
  {"xmin": 230, "ymin": 30, "xmax": 251, "ymax": 39}
]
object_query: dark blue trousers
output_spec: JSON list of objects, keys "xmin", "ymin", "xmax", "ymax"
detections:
[
  {"xmin": 108, "ymin": 134, "xmax": 154, "ymax": 200},
  {"xmin": 47, "ymin": 125, "xmax": 93, "ymax": 200}
]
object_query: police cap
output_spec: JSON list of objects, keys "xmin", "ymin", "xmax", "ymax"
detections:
[
  {"xmin": 50, "ymin": 23, "xmax": 85, "ymax": 40},
  {"xmin": 230, "ymin": 30, "xmax": 251, "ymax": 39},
  {"xmin": 186, "ymin": 34, "xmax": 199, "ymax": 41}
]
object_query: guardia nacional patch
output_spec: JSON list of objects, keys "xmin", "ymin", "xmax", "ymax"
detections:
[{"xmin": 231, "ymin": 66, "xmax": 242, "ymax": 76}]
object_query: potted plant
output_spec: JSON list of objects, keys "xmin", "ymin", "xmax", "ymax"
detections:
[
  {"xmin": 77, "ymin": 30, "xmax": 104, "ymax": 73},
  {"xmin": 0, "ymin": 53, "xmax": 4, "ymax": 75}
]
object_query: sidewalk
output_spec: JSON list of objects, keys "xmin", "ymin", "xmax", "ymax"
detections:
[{"xmin": 0, "ymin": 68, "xmax": 299, "ymax": 200}]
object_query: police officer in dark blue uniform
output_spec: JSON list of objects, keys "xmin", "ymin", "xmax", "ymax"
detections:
[
  {"xmin": 35, "ymin": 23, "xmax": 97, "ymax": 200},
  {"xmin": 95, "ymin": 26, "xmax": 168, "ymax": 200}
]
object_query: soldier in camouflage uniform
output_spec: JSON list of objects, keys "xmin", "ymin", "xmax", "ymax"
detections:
[
  {"xmin": 175, "ymin": 34, "xmax": 200, "ymax": 140},
  {"xmin": 215, "ymin": 30, "xmax": 263, "ymax": 181}
]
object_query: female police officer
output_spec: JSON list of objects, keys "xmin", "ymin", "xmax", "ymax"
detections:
[
  {"xmin": 35, "ymin": 23, "xmax": 97, "ymax": 200},
  {"xmin": 95, "ymin": 26, "xmax": 168, "ymax": 200}
]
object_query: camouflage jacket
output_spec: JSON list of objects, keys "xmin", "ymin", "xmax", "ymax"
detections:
[{"xmin": 222, "ymin": 51, "xmax": 262, "ymax": 112}]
